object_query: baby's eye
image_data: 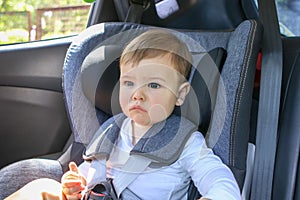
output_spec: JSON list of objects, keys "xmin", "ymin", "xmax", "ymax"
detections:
[
  {"xmin": 148, "ymin": 83, "xmax": 161, "ymax": 89},
  {"xmin": 123, "ymin": 81, "xmax": 134, "ymax": 87}
]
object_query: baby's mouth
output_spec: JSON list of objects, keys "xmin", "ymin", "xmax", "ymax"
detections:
[{"xmin": 129, "ymin": 105, "xmax": 147, "ymax": 112}]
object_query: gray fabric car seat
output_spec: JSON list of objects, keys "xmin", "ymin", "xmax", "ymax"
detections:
[{"xmin": 0, "ymin": 20, "xmax": 262, "ymax": 199}]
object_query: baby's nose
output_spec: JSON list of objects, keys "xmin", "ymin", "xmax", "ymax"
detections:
[{"xmin": 132, "ymin": 87, "xmax": 145, "ymax": 101}]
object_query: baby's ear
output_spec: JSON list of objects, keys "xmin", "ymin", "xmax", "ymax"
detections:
[{"xmin": 176, "ymin": 82, "xmax": 190, "ymax": 106}]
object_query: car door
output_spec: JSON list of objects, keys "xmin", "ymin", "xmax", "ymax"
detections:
[{"xmin": 0, "ymin": 1, "xmax": 93, "ymax": 168}]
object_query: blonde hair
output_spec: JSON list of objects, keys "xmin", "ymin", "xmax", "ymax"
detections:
[{"xmin": 120, "ymin": 29, "xmax": 192, "ymax": 79}]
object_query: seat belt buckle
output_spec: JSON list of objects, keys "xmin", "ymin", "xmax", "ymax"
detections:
[{"xmin": 83, "ymin": 179, "xmax": 118, "ymax": 200}]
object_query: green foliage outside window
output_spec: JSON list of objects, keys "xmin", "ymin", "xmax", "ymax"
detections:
[{"xmin": 0, "ymin": 0, "xmax": 90, "ymax": 44}]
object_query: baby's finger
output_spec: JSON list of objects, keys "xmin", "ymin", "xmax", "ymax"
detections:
[
  {"xmin": 69, "ymin": 162, "xmax": 79, "ymax": 174},
  {"xmin": 62, "ymin": 184, "xmax": 84, "ymax": 196},
  {"xmin": 62, "ymin": 180, "xmax": 82, "ymax": 188},
  {"xmin": 62, "ymin": 172, "xmax": 81, "ymax": 181},
  {"xmin": 65, "ymin": 193, "xmax": 82, "ymax": 200}
]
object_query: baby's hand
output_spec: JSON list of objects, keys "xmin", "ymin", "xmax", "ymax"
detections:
[{"xmin": 61, "ymin": 162, "xmax": 86, "ymax": 200}]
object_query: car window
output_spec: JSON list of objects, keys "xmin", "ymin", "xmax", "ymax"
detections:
[
  {"xmin": 0, "ymin": 0, "xmax": 91, "ymax": 45},
  {"xmin": 276, "ymin": 0, "xmax": 300, "ymax": 36},
  {"xmin": 254, "ymin": 0, "xmax": 300, "ymax": 36}
]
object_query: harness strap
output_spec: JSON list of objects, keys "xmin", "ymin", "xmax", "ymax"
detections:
[
  {"xmin": 113, "ymin": 155, "xmax": 152, "ymax": 197},
  {"xmin": 121, "ymin": 187, "xmax": 142, "ymax": 200},
  {"xmin": 84, "ymin": 113, "xmax": 197, "ymax": 166},
  {"xmin": 86, "ymin": 155, "xmax": 150, "ymax": 199},
  {"xmin": 84, "ymin": 113, "xmax": 197, "ymax": 198},
  {"xmin": 86, "ymin": 160, "xmax": 107, "ymax": 188}
]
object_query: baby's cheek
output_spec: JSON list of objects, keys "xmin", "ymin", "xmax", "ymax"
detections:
[
  {"xmin": 148, "ymin": 104, "xmax": 169, "ymax": 122},
  {"xmin": 119, "ymin": 93, "xmax": 130, "ymax": 110}
]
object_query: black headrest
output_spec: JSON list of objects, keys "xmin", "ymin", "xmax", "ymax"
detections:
[{"xmin": 81, "ymin": 45, "xmax": 226, "ymax": 134}]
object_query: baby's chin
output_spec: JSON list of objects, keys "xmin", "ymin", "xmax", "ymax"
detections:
[
  {"xmin": 131, "ymin": 115, "xmax": 171, "ymax": 128},
  {"xmin": 129, "ymin": 113, "xmax": 153, "ymax": 127},
  {"xmin": 125, "ymin": 106, "xmax": 172, "ymax": 126}
]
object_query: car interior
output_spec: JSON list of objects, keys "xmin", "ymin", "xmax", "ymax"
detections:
[{"xmin": 0, "ymin": 0, "xmax": 299, "ymax": 199}]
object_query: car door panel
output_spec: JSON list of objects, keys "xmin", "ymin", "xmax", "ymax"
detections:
[{"xmin": 0, "ymin": 38, "xmax": 73, "ymax": 168}]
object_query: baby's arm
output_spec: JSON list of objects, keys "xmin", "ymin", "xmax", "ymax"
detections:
[
  {"xmin": 180, "ymin": 133, "xmax": 241, "ymax": 200},
  {"xmin": 61, "ymin": 162, "xmax": 87, "ymax": 200}
]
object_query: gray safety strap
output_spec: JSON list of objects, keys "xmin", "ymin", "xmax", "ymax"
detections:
[
  {"xmin": 87, "ymin": 159, "xmax": 107, "ymax": 188},
  {"xmin": 125, "ymin": 0, "xmax": 150, "ymax": 23},
  {"xmin": 112, "ymin": 0, "xmax": 129, "ymax": 21},
  {"xmin": 251, "ymin": 0, "xmax": 282, "ymax": 199},
  {"xmin": 113, "ymin": 155, "xmax": 152, "ymax": 197},
  {"xmin": 125, "ymin": 3, "xmax": 144, "ymax": 23}
]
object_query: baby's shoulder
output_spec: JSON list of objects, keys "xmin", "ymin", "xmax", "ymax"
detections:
[{"xmin": 185, "ymin": 131, "xmax": 206, "ymax": 147}]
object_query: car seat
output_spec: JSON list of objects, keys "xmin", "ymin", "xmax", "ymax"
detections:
[{"xmin": 0, "ymin": 20, "xmax": 262, "ymax": 199}]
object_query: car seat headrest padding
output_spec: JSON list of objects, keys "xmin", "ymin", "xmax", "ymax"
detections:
[{"xmin": 81, "ymin": 42, "xmax": 226, "ymax": 135}]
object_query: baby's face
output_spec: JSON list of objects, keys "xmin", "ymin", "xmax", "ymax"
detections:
[{"xmin": 119, "ymin": 55, "xmax": 185, "ymax": 128}]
